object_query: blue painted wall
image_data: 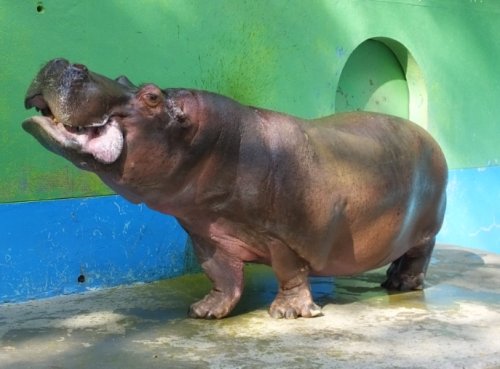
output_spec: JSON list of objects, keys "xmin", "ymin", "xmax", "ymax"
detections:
[
  {"xmin": 438, "ymin": 167, "xmax": 500, "ymax": 252},
  {"xmin": 0, "ymin": 197, "xmax": 187, "ymax": 302}
]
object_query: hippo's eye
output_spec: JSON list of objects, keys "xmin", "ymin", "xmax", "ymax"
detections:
[{"xmin": 143, "ymin": 93, "xmax": 160, "ymax": 108}]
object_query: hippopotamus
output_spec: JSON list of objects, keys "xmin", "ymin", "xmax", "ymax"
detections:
[{"xmin": 23, "ymin": 58, "xmax": 447, "ymax": 319}]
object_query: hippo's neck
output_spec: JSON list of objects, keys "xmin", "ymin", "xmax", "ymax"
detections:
[
  {"xmin": 165, "ymin": 104, "xmax": 315, "ymax": 230},
  {"xmin": 95, "ymin": 90, "xmax": 257, "ymax": 216},
  {"xmin": 101, "ymin": 89, "xmax": 314, "ymax": 227}
]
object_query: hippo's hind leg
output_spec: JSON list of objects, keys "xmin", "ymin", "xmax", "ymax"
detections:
[
  {"xmin": 268, "ymin": 241, "xmax": 323, "ymax": 319},
  {"xmin": 381, "ymin": 236, "xmax": 436, "ymax": 291}
]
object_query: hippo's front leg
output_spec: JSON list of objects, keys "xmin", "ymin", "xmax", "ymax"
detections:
[
  {"xmin": 189, "ymin": 236, "xmax": 244, "ymax": 319},
  {"xmin": 268, "ymin": 242, "xmax": 323, "ymax": 319}
]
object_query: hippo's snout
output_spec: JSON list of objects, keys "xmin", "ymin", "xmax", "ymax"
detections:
[
  {"xmin": 24, "ymin": 59, "xmax": 92, "ymax": 120},
  {"xmin": 22, "ymin": 58, "xmax": 138, "ymax": 166},
  {"xmin": 24, "ymin": 58, "xmax": 135, "ymax": 129},
  {"xmin": 36, "ymin": 58, "xmax": 89, "ymax": 77}
]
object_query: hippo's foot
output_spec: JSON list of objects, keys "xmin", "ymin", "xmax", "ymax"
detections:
[
  {"xmin": 189, "ymin": 289, "xmax": 240, "ymax": 319},
  {"xmin": 268, "ymin": 241, "xmax": 323, "ymax": 319},
  {"xmin": 381, "ymin": 270, "xmax": 425, "ymax": 291},
  {"xmin": 381, "ymin": 237, "xmax": 436, "ymax": 291},
  {"xmin": 269, "ymin": 283, "xmax": 323, "ymax": 319}
]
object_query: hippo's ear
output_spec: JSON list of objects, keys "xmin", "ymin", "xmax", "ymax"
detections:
[
  {"xmin": 115, "ymin": 75, "xmax": 136, "ymax": 89},
  {"xmin": 164, "ymin": 89, "xmax": 194, "ymax": 124},
  {"xmin": 163, "ymin": 89, "xmax": 200, "ymax": 143}
]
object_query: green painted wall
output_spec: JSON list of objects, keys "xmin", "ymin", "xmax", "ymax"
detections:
[{"xmin": 1, "ymin": 0, "xmax": 498, "ymax": 203}]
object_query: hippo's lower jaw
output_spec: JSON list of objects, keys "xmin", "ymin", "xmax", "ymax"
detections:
[{"xmin": 22, "ymin": 115, "xmax": 124, "ymax": 165}]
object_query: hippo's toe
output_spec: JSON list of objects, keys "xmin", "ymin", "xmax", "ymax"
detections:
[
  {"xmin": 269, "ymin": 284, "xmax": 323, "ymax": 319},
  {"xmin": 188, "ymin": 290, "xmax": 239, "ymax": 319}
]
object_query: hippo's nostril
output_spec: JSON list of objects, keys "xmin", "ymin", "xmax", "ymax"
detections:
[
  {"xmin": 67, "ymin": 63, "xmax": 90, "ymax": 82},
  {"xmin": 73, "ymin": 63, "xmax": 88, "ymax": 73}
]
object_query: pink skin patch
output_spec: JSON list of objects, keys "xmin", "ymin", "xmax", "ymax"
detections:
[{"xmin": 78, "ymin": 120, "xmax": 124, "ymax": 164}]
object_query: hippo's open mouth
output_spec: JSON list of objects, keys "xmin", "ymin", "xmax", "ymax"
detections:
[
  {"xmin": 21, "ymin": 58, "xmax": 135, "ymax": 166},
  {"xmin": 23, "ymin": 94, "xmax": 124, "ymax": 165},
  {"xmin": 25, "ymin": 93, "xmax": 110, "ymax": 133}
]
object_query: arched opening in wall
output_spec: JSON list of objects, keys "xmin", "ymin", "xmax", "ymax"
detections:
[{"xmin": 335, "ymin": 38, "xmax": 428, "ymax": 128}]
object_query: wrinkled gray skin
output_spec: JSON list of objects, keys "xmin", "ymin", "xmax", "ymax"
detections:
[{"xmin": 23, "ymin": 59, "xmax": 448, "ymax": 319}]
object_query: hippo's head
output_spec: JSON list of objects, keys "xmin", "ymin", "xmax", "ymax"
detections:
[
  {"xmin": 23, "ymin": 59, "xmax": 232, "ymax": 205},
  {"xmin": 23, "ymin": 59, "xmax": 194, "ymax": 172},
  {"xmin": 23, "ymin": 58, "xmax": 140, "ymax": 166}
]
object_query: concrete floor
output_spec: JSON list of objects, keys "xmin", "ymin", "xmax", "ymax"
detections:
[{"xmin": 1, "ymin": 244, "xmax": 499, "ymax": 369}]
